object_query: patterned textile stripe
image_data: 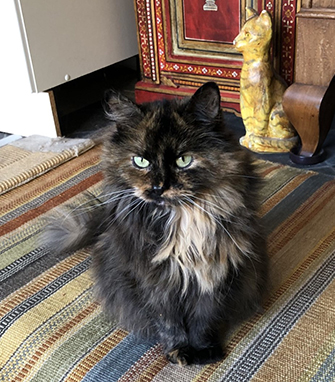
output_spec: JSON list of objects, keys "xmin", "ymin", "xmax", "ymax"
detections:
[
  {"xmin": 252, "ymin": 277, "xmax": 335, "ymax": 382},
  {"xmin": 308, "ymin": 347, "xmax": 335, "ymax": 382},
  {"xmin": 219, "ymin": 197, "xmax": 335, "ymax": 381},
  {"xmin": 0, "ymin": 148, "xmax": 103, "ymax": 301},
  {"xmin": 1, "ymin": 289, "xmax": 97, "ymax": 381},
  {"xmin": 23, "ymin": 314, "xmax": 119, "ymax": 382},
  {"xmin": 0, "ymin": 146, "xmax": 101, "ymax": 219},
  {"xmin": 80, "ymin": 334, "xmax": 155, "ymax": 382},
  {"xmin": 265, "ymin": 182, "xmax": 335, "ymax": 295},
  {"xmin": 0, "ymin": 183, "xmax": 103, "ymax": 300},
  {"xmin": 262, "ymin": 174, "xmax": 333, "ymax": 236},
  {"xmin": 227, "ymin": 252, "xmax": 335, "ymax": 380},
  {"xmin": 259, "ymin": 172, "xmax": 314, "ymax": 217},
  {"xmin": 0, "ymin": 145, "xmax": 32, "ymax": 169},
  {"xmin": 259, "ymin": 162, "xmax": 308, "ymax": 196},
  {"xmin": 0, "ymin": 164, "xmax": 102, "ymax": 228},
  {"xmin": 0, "ymin": 172, "xmax": 103, "ymax": 237},
  {"xmin": 62, "ymin": 328, "xmax": 129, "ymax": 382},
  {"xmin": 0, "ymin": 148, "xmax": 103, "ymax": 373},
  {"xmin": 0, "ymin": 227, "xmax": 45, "ymax": 273},
  {"xmin": 0, "ymin": 251, "xmax": 90, "ymax": 317},
  {"xmin": 0, "ymin": 138, "xmax": 94, "ymax": 195},
  {"xmin": 268, "ymin": 178, "xmax": 335, "ymax": 254},
  {"xmin": 116, "ymin": 345, "xmax": 168, "ymax": 382},
  {"xmin": 196, "ymin": 254, "xmax": 335, "ymax": 382},
  {"xmin": 151, "ymin": 361, "xmax": 204, "ymax": 382},
  {"xmin": 0, "ymin": 256, "xmax": 92, "ymax": 366},
  {"xmin": 0, "ymin": 177, "xmax": 102, "ymax": 272}
]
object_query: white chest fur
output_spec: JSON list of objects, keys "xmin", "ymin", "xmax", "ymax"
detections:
[{"xmin": 152, "ymin": 205, "xmax": 229, "ymax": 293}]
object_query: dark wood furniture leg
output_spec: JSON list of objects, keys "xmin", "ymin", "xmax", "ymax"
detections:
[{"xmin": 282, "ymin": 75, "xmax": 335, "ymax": 165}]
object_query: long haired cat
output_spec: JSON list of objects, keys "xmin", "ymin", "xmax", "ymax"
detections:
[{"xmin": 44, "ymin": 82, "xmax": 267, "ymax": 365}]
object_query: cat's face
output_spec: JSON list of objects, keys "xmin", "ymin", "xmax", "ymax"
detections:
[
  {"xmin": 233, "ymin": 9, "xmax": 272, "ymax": 53},
  {"xmin": 103, "ymin": 83, "xmax": 243, "ymax": 209}
]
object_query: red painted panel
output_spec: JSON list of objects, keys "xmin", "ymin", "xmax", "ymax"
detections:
[
  {"xmin": 183, "ymin": 1, "xmax": 240, "ymax": 43},
  {"xmin": 135, "ymin": 81, "xmax": 241, "ymax": 113}
]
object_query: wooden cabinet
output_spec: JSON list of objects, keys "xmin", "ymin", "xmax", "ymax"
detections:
[
  {"xmin": 134, "ymin": 0, "xmax": 301, "ymax": 113},
  {"xmin": 16, "ymin": 0, "xmax": 138, "ymax": 92},
  {"xmin": 1, "ymin": 0, "xmax": 138, "ymax": 137}
]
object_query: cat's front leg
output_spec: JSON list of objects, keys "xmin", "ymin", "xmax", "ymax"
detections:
[
  {"xmin": 155, "ymin": 315, "xmax": 191, "ymax": 366},
  {"xmin": 156, "ymin": 296, "xmax": 226, "ymax": 365},
  {"xmin": 185, "ymin": 296, "xmax": 227, "ymax": 365},
  {"xmin": 187, "ymin": 319, "xmax": 226, "ymax": 365},
  {"xmin": 156, "ymin": 301, "xmax": 226, "ymax": 365}
]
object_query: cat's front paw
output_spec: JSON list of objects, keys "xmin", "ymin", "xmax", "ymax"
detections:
[
  {"xmin": 166, "ymin": 345, "xmax": 225, "ymax": 366},
  {"xmin": 166, "ymin": 347, "xmax": 191, "ymax": 366},
  {"xmin": 191, "ymin": 345, "xmax": 226, "ymax": 365}
]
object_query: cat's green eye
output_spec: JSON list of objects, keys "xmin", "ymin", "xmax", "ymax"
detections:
[
  {"xmin": 176, "ymin": 155, "xmax": 193, "ymax": 169},
  {"xmin": 133, "ymin": 156, "xmax": 150, "ymax": 169}
]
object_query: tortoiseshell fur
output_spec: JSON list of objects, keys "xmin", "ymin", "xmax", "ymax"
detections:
[{"xmin": 43, "ymin": 82, "xmax": 267, "ymax": 365}]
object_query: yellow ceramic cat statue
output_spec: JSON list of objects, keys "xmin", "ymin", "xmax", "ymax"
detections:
[{"xmin": 233, "ymin": 8, "xmax": 297, "ymax": 153}]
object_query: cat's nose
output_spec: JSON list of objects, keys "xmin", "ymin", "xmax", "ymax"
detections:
[{"xmin": 151, "ymin": 185, "xmax": 164, "ymax": 197}]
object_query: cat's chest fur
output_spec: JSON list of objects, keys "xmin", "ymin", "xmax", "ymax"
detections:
[{"xmin": 152, "ymin": 206, "xmax": 229, "ymax": 294}]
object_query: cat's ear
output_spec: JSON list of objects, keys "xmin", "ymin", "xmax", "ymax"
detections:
[
  {"xmin": 104, "ymin": 89, "xmax": 142, "ymax": 125},
  {"xmin": 186, "ymin": 82, "xmax": 221, "ymax": 123},
  {"xmin": 259, "ymin": 10, "xmax": 271, "ymax": 27},
  {"xmin": 246, "ymin": 7, "xmax": 258, "ymax": 21}
]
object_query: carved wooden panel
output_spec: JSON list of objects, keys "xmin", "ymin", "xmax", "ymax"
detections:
[
  {"xmin": 301, "ymin": 0, "xmax": 335, "ymax": 7},
  {"xmin": 295, "ymin": 7, "xmax": 335, "ymax": 86},
  {"xmin": 134, "ymin": 0, "xmax": 300, "ymax": 113}
]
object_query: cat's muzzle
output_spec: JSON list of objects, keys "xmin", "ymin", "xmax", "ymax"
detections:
[{"xmin": 146, "ymin": 185, "xmax": 166, "ymax": 206}]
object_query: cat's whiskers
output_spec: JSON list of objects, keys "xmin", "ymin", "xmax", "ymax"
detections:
[
  {"xmin": 56, "ymin": 190, "xmax": 135, "ymax": 229},
  {"xmin": 63, "ymin": 189, "xmax": 134, "ymax": 218},
  {"xmin": 99, "ymin": 188, "xmax": 134, "ymax": 204},
  {"xmin": 118, "ymin": 198, "xmax": 146, "ymax": 223},
  {"xmin": 75, "ymin": 194, "xmax": 130, "ymax": 215},
  {"xmin": 186, "ymin": 194, "xmax": 235, "ymax": 220},
  {"xmin": 112, "ymin": 196, "xmax": 145, "ymax": 224},
  {"xmin": 182, "ymin": 196, "xmax": 222, "ymax": 228},
  {"xmin": 94, "ymin": 190, "xmax": 137, "ymax": 228},
  {"xmin": 224, "ymin": 174, "xmax": 259, "ymax": 179},
  {"xmin": 99, "ymin": 192, "xmax": 135, "ymax": 209}
]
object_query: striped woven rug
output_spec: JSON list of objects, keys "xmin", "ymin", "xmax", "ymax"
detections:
[
  {"xmin": 1, "ymin": 145, "xmax": 335, "ymax": 382},
  {"xmin": 0, "ymin": 135, "xmax": 94, "ymax": 195}
]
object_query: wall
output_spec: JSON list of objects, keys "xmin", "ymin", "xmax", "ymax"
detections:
[{"xmin": 0, "ymin": 1, "xmax": 56, "ymax": 137}]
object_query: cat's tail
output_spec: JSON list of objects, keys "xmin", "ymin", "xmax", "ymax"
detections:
[{"xmin": 40, "ymin": 195, "xmax": 103, "ymax": 255}]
